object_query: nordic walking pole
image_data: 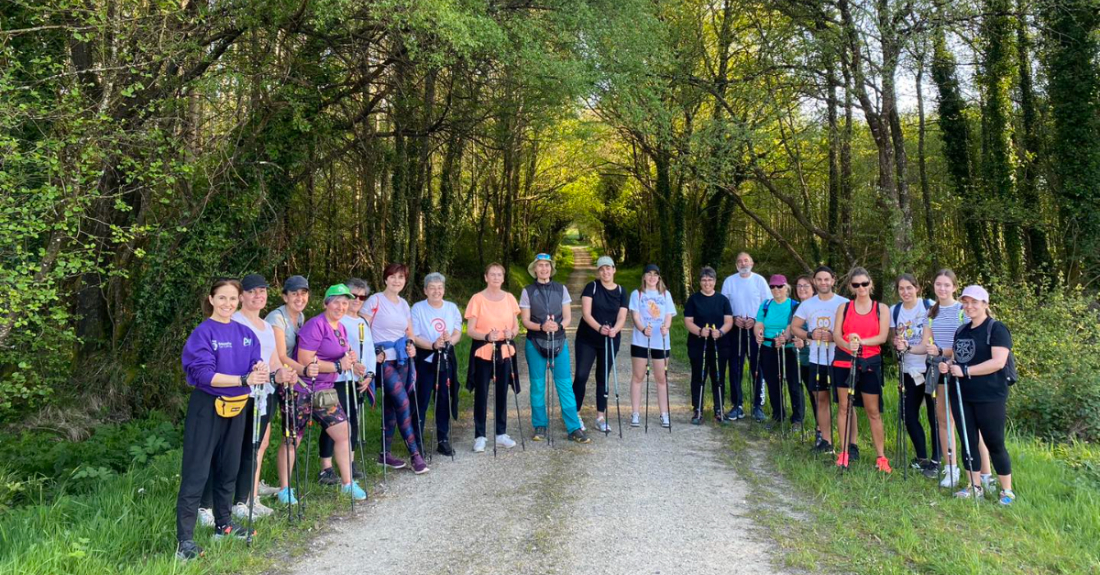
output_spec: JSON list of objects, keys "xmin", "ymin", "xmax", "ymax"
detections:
[
  {"xmin": 644, "ymin": 329, "xmax": 653, "ymax": 433},
  {"xmin": 282, "ymin": 376, "xmax": 295, "ymax": 522},
  {"xmin": 664, "ymin": 329, "xmax": 672, "ymax": 433},
  {"xmin": 507, "ymin": 339, "xmax": 526, "ymax": 451},
  {"xmin": 602, "ymin": 325, "xmax": 612, "ymax": 437},
  {"xmin": 492, "ymin": 339, "xmax": 499, "ymax": 458},
  {"xmin": 609, "ymin": 330, "xmax": 623, "ymax": 439},
  {"xmin": 427, "ymin": 343, "xmax": 443, "ymax": 463},
  {"xmin": 750, "ymin": 319, "xmax": 765, "ymax": 421},
  {"xmin": 547, "ymin": 317, "xmax": 557, "ymax": 447},
  {"xmin": 694, "ymin": 326, "xmax": 707, "ymax": 421},
  {"xmin": 407, "ymin": 354, "xmax": 426, "ymax": 463},
  {"xmin": 341, "ymin": 368, "xmax": 356, "ymax": 513},
  {"xmin": 951, "ymin": 370, "xmax": 978, "ymax": 504},
  {"xmin": 246, "ymin": 379, "xmax": 263, "ymax": 544},
  {"xmin": 378, "ymin": 350, "xmax": 387, "ymax": 484},
  {"xmin": 796, "ymin": 339, "xmax": 806, "ymax": 443},
  {"xmin": 779, "ymin": 337, "xmax": 787, "ymax": 437},
  {"xmin": 896, "ymin": 347, "xmax": 908, "ymax": 479},
  {"xmin": 300, "ymin": 359, "xmax": 317, "ymax": 513},
  {"xmin": 839, "ymin": 344, "xmax": 862, "ymax": 469},
  {"xmin": 441, "ymin": 344, "xmax": 455, "ymax": 462}
]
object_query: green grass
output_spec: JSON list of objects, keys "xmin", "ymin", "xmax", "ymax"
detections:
[{"xmin": 716, "ymin": 375, "xmax": 1100, "ymax": 575}]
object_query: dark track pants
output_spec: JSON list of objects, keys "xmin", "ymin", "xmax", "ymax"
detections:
[
  {"xmin": 177, "ymin": 389, "xmax": 245, "ymax": 542},
  {"xmin": 688, "ymin": 341, "xmax": 728, "ymax": 414},
  {"xmin": 902, "ymin": 373, "xmax": 940, "ymax": 461},
  {"xmin": 200, "ymin": 394, "xmax": 273, "ymax": 509},
  {"xmin": 725, "ymin": 327, "xmax": 764, "ymax": 410},
  {"xmin": 760, "ymin": 345, "xmax": 803, "ymax": 423},
  {"xmin": 574, "ymin": 336, "xmax": 621, "ymax": 413}
]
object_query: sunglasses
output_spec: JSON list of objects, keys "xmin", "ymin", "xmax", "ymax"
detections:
[
  {"xmin": 769, "ymin": 285, "xmax": 785, "ymax": 290},
  {"xmin": 353, "ymin": 294, "xmax": 369, "ymax": 301},
  {"xmin": 535, "ymin": 253, "xmax": 552, "ymax": 261},
  {"xmin": 851, "ymin": 281, "xmax": 871, "ymax": 288}
]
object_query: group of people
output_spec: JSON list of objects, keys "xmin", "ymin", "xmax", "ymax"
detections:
[{"xmin": 173, "ymin": 251, "xmax": 1018, "ymax": 561}]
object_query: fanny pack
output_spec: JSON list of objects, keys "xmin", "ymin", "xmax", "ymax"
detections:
[
  {"xmin": 311, "ymin": 388, "xmax": 340, "ymax": 409},
  {"xmin": 530, "ymin": 335, "xmax": 565, "ymax": 359},
  {"xmin": 214, "ymin": 394, "xmax": 249, "ymax": 418}
]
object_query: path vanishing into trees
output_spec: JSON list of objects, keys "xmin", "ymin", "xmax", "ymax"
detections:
[{"xmin": 288, "ymin": 248, "xmax": 786, "ymax": 575}]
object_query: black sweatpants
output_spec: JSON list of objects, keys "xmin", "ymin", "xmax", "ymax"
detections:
[
  {"xmin": 177, "ymin": 389, "xmax": 246, "ymax": 542},
  {"xmin": 688, "ymin": 340, "xmax": 728, "ymax": 414},
  {"xmin": 473, "ymin": 355, "xmax": 512, "ymax": 438},
  {"xmin": 902, "ymin": 373, "xmax": 940, "ymax": 461},
  {"xmin": 724, "ymin": 327, "xmax": 764, "ymax": 410},
  {"xmin": 413, "ymin": 353, "xmax": 453, "ymax": 445},
  {"xmin": 573, "ymin": 336, "xmax": 620, "ymax": 413},
  {"xmin": 200, "ymin": 394, "xmax": 273, "ymax": 509},
  {"xmin": 760, "ymin": 345, "xmax": 803, "ymax": 423},
  {"xmin": 953, "ymin": 397, "xmax": 1011, "ymax": 475},
  {"xmin": 318, "ymin": 379, "xmax": 364, "ymax": 461}
]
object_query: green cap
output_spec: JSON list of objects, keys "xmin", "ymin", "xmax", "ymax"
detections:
[{"xmin": 324, "ymin": 284, "xmax": 353, "ymax": 299}]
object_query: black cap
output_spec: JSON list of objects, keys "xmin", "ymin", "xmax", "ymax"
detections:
[
  {"xmin": 282, "ymin": 275, "xmax": 309, "ymax": 293},
  {"xmin": 644, "ymin": 264, "xmax": 660, "ymax": 275},
  {"xmin": 241, "ymin": 274, "xmax": 268, "ymax": 292}
]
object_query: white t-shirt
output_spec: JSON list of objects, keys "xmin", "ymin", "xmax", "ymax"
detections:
[
  {"xmin": 363, "ymin": 294, "xmax": 412, "ymax": 361},
  {"xmin": 337, "ymin": 315, "xmax": 376, "ymax": 380},
  {"xmin": 629, "ymin": 289, "xmax": 677, "ymax": 350},
  {"xmin": 793, "ymin": 294, "xmax": 849, "ymax": 365},
  {"xmin": 233, "ymin": 311, "xmax": 277, "ymax": 367},
  {"xmin": 411, "ymin": 300, "xmax": 463, "ymax": 364},
  {"xmin": 890, "ymin": 300, "xmax": 931, "ymax": 371},
  {"xmin": 721, "ymin": 273, "xmax": 770, "ymax": 319}
]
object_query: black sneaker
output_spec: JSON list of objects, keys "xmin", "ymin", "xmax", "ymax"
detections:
[
  {"xmin": 848, "ymin": 444, "xmax": 860, "ymax": 462},
  {"xmin": 351, "ymin": 461, "xmax": 365, "ymax": 480},
  {"xmin": 910, "ymin": 458, "xmax": 927, "ymax": 471},
  {"xmin": 569, "ymin": 429, "xmax": 591, "ymax": 444},
  {"xmin": 921, "ymin": 460, "xmax": 940, "ymax": 478},
  {"xmin": 813, "ymin": 439, "xmax": 833, "ymax": 453},
  {"xmin": 317, "ymin": 467, "xmax": 339, "ymax": 486},
  {"xmin": 437, "ymin": 440, "xmax": 454, "ymax": 457},
  {"xmin": 691, "ymin": 410, "xmax": 702, "ymax": 425},
  {"xmin": 214, "ymin": 522, "xmax": 251, "ymax": 541},
  {"xmin": 176, "ymin": 540, "xmax": 203, "ymax": 561}
]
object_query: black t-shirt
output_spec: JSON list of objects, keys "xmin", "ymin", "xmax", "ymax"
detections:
[
  {"xmin": 576, "ymin": 280, "xmax": 629, "ymax": 347},
  {"xmin": 684, "ymin": 291, "xmax": 733, "ymax": 351},
  {"xmin": 953, "ymin": 319, "xmax": 1013, "ymax": 403}
]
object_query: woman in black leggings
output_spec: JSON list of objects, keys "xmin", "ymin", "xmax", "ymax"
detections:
[
  {"xmin": 572, "ymin": 256, "xmax": 629, "ymax": 433},
  {"xmin": 889, "ymin": 274, "xmax": 939, "ymax": 474},
  {"xmin": 938, "ymin": 285, "xmax": 1016, "ymax": 505}
]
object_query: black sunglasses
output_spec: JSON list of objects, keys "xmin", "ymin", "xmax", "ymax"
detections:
[
  {"xmin": 769, "ymin": 285, "xmax": 785, "ymax": 290},
  {"xmin": 353, "ymin": 294, "xmax": 369, "ymax": 301},
  {"xmin": 851, "ymin": 281, "xmax": 871, "ymax": 288}
]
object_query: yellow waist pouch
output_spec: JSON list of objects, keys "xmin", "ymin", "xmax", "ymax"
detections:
[{"xmin": 214, "ymin": 394, "xmax": 249, "ymax": 418}]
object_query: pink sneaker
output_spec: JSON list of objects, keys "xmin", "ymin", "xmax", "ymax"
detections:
[
  {"xmin": 378, "ymin": 453, "xmax": 407, "ymax": 469},
  {"xmin": 411, "ymin": 454, "xmax": 430, "ymax": 475}
]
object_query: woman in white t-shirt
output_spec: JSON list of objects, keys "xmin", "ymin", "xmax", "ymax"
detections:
[
  {"xmin": 889, "ymin": 273, "xmax": 937, "ymax": 475},
  {"xmin": 628, "ymin": 264, "xmax": 677, "ymax": 429},
  {"xmin": 410, "ymin": 273, "xmax": 464, "ymax": 457}
]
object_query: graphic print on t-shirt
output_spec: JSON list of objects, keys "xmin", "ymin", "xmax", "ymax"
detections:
[
  {"xmin": 955, "ymin": 337, "xmax": 976, "ymax": 363},
  {"xmin": 431, "ymin": 317, "xmax": 447, "ymax": 335}
]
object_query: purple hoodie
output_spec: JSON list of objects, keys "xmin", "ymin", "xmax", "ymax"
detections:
[{"xmin": 182, "ymin": 318, "xmax": 262, "ymax": 397}]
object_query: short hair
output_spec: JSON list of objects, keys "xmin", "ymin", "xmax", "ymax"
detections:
[
  {"xmin": 345, "ymin": 277, "xmax": 370, "ymax": 294},
  {"xmin": 485, "ymin": 262, "xmax": 505, "ymax": 275},
  {"xmin": 813, "ymin": 265, "xmax": 836, "ymax": 279},
  {"xmin": 383, "ymin": 263, "xmax": 409, "ymax": 283},
  {"xmin": 795, "ymin": 274, "xmax": 813, "ymax": 287},
  {"xmin": 423, "ymin": 272, "xmax": 446, "ymax": 289}
]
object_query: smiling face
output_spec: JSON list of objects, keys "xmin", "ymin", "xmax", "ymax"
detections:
[
  {"xmin": 699, "ymin": 275, "xmax": 716, "ymax": 294},
  {"xmin": 960, "ymin": 295, "xmax": 988, "ymax": 319},
  {"xmin": 849, "ymin": 274, "xmax": 872, "ymax": 298},
  {"xmin": 813, "ymin": 270, "xmax": 836, "ymax": 295},
  {"xmin": 209, "ymin": 285, "xmax": 240, "ymax": 321},
  {"xmin": 644, "ymin": 270, "xmax": 660, "ymax": 289},
  {"xmin": 897, "ymin": 279, "xmax": 918, "ymax": 303},
  {"xmin": 240, "ymin": 287, "xmax": 267, "ymax": 313},
  {"xmin": 933, "ymin": 274, "xmax": 957, "ymax": 303},
  {"xmin": 737, "ymin": 253, "xmax": 754, "ymax": 274},
  {"xmin": 283, "ymin": 288, "xmax": 309, "ymax": 314},
  {"xmin": 349, "ymin": 288, "xmax": 368, "ymax": 315},
  {"xmin": 795, "ymin": 279, "xmax": 813, "ymax": 301},
  {"xmin": 424, "ymin": 281, "xmax": 444, "ymax": 304},
  {"xmin": 386, "ymin": 273, "xmax": 406, "ymax": 294},
  {"xmin": 484, "ymin": 265, "xmax": 505, "ymax": 289},
  {"xmin": 598, "ymin": 265, "xmax": 615, "ymax": 283},
  {"xmin": 535, "ymin": 260, "xmax": 553, "ymax": 281},
  {"xmin": 325, "ymin": 296, "xmax": 350, "ymax": 322}
]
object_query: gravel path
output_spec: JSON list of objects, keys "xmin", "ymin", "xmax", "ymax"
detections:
[{"xmin": 288, "ymin": 248, "xmax": 785, "ymax": 575}]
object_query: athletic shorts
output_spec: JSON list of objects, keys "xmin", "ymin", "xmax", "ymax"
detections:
[
  {"xmin": 805, "ymin": 363, "xmax": 831, "ymax": 392},
  {"xmin": 831, "ymin": 363, "xmax": 884, "ymax": 409},
  {"xmin": 281, "ymin": 388, "xmax": 348, "ymax": 436},
  {"xmin": 631, "ymin": 345, "xmax": 669, "ymax": 360}
]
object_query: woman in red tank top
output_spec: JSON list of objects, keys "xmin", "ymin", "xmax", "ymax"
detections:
[{"xmin": 831, "ymin": 267, "xmax": 891, "ymax": 472}]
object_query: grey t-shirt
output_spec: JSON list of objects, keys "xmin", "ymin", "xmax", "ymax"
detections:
[{"xmin": 265, "ymin": 305, "xmax": 304, "ymax": 359}]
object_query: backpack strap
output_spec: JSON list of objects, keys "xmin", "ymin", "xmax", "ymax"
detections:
[{"xmin": 891, "ymin": 302, "xmax": 902, "ymax": 326}]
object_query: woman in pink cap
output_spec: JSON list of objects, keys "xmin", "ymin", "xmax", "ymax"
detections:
[
  {"xmin": 938, "ymin": 285, "xmax": 1016, "ymax": 504},
  {"xmin": 753, "ymin": 274, "xmax": 803, "ymax": 431}
]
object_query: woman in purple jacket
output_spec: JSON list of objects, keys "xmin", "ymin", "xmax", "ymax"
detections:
[{"xmin": 176, "ymin": 279, "xmax": 269, "ymax": 560}]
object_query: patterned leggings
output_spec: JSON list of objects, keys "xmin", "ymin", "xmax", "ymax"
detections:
[{"xmin": 382, "ymin": 361, "xmax": 420, "ymax": 457}]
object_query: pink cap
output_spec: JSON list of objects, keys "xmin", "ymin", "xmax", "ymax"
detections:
[
  {"xmin": 960, "ymin": 285, "xmax": 989, "ymax": 303},
  {"xmin": 769, "ymin": 274, "xmax": 788, "ymax": 286}
]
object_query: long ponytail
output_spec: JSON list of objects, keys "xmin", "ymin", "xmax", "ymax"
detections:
[{"xmin": 929, "ymin": 268, "xmax": 958, "ymax": 319}]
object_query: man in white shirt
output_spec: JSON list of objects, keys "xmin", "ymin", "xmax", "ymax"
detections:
[
  {"xmin": 790, "ymin": 265, "xmax": 849, "ymax": 452},
  {"xmin": 720, "ymin": 252, "xmax": 770, "ymax": 421}
]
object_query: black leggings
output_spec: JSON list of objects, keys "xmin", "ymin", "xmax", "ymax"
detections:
[
  {"xmin": 901, "ymin": 373, "xmax": 940, "ymax": 461},
  {"xmin": 760, "ymin": 346, "xmax": 803, "ymax": 423},
  {"xmin": 473, "ymin": 356, "xmax": 512, "ymax": 438},
  {"xmin": 413, "ymin": 354, "xmax": 453, "ymax": 444},
  {"xmin": 573, "ymin": 336, "xmax": 620, "ymax": 413},
  {"xmin": 318, "ymin": 380, "xmax": 364, "ymax": 461},
  {"xmin": 954, "ymin": 398, "xmax": 1011, "ymax": 475},
  {"xmin": 688, "ymin": 341, "xmax": 728, "ymax": 414}
]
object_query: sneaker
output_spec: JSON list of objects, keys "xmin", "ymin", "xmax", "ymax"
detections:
[
  {"xmin": 940, "ymin": 465, "xmax": 961, "ymax": 488},
  {"xmin": 176, "ymin": 540, "xmax": 203, "ymax": 561},
  {"xmin": 836, "ymin": 451, "xmax": 851, "ymax": 468},
  {"xmin": 473, "ymin": 437, "xmax": 487, "ymax": 452},
  {"xmin": 411, "ymin": 454, "xmax": 429, "ymax": 474},
  {"xmin": 876, "ymin": 456, "xmax": 893, "ymax": 474},
  {"xmin": 276, "ymin": 487, "xmax": 298, "ymax": 505},
  {"xmin": 998, "ymin": 489, "xmax": 1016, "ymax": 506},
  {"xmin": 532, "ymin": 427, "xmax": 547, "ymax": 441},
  {"xmin": 921, "ymin": 460, "xmax": 940, "ymax": 478},
  {"xmin": 595, "ymin": 417, "xmax": 610, "ymax": 433},
  {"xmin": 437, "ymin": 441, "xmax": 454, "ymax": 457},
  {"xmin": 848, "ymin": 444, "xmax": 861, "ymax": 462},
  {"xmin": 792, "ymin": 421, "xmax": 803, "ymax": 433},
  {"xmin": 341, "ymin": 482, "xmax": 368, "ymax": 501},
  {"xmin": 980, "ymin": 473, "xmax": 994, "ymax": 491},
  {"xmin": 378, "ymin": 453, "xmax": 407, "ymax": 469},
  {"xmin": 251, "ymin": 499, "xmax": 274, "ymax": 517},
  {"xmin": 317, "ymin": 467, "xmax": 339, "ymax": 486},
  {"xmin": 496, "ymin": 434, "xmax": 517, "ymax": 449},
  {"xmin": 630, "ymin": 412, "xmax": 641, "ymax": 427},
  {"xmin": 578, "ymin": 417, "xmax": 587, "ymax": 432},
  {"xmin": 257, "ymin": 481, "xmax": 281, "ymax": 496},
  {"xmin": 569, "ymin": 429, "xmax": 592, "ymax": 444},
  {"xmin": 955, "ymin": 485, "xmax": 984, "ymax": 499},
  {"xmin": 724, "ymin": 407, "xmax": 739, "ymax": 421},
  {"xmin": 351, "ymin": 461, "xmax": 365, "ymax": 480},
  {"xmin": 232, "ymin": 500, "xmax": 271, "ymax": 519},
  {"xmin": 813, "ymin": 439, "xmax": 833, "ymax": 454},
  {"xmin": 660, "ymin": 413, "xmax": 670, "ymax": 428},
  {"xmin": 231, "ymin": 502, "xmax": 250, "ymax": 519},
  {"xmin": 752, "ymin": 406, "xmax": 766, "ymax": 422},
  {"xmin": 213, "ymin": 522, "xmax": 251, "ymax": 540},
  {"xmin": 197, "ymin": 507, "xmax": 215, "ymax": 528},
  {"xmin": 691, "ymin": 411, "xmax": 703, "ymax": 425}
]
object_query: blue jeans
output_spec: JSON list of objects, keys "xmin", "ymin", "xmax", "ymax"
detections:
[{"xmin": 525, "ymin": 339, "xmax": 581, "ymax": 433}]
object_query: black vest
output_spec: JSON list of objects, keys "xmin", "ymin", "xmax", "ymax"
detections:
[{"xmin": 524, "ymin": 281, "xmax": 566, "ymax": 357}]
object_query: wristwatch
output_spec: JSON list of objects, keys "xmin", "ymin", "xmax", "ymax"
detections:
[{"xmin": 240, "ymin": 374, "xmax": 249, "ymax": 386}]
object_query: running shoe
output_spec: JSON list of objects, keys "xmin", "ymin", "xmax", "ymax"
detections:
[
  {"xmin": 176, "ymin": 540, "xmax": 203, "ymax": 561},
  {"xmin": 317, "ymin": 467, "xmax": 339, "ymax": 486},
  {"xmin": 752, "ymin": 406, "xmax": 766, "ymax": 422},
  {"xmin": 341, "ymin": 482, "xmax": 368, "ymax": 500},
  {"xmin": 213, "ymin": 522, "xmax": 251, "ymax": 541},
  {"xmin": 791, "ymin": 421, "xmax": 803, "ymax": 433},
  {"xmin": 257, "ymin": 481, "xmax": 281, "ymax": 496},
  {"xmin": 569, "ymin": 429, "xmax": 592, "ymax": 444},
  {"xmin": 197, "ymin": 507, "xmax": 214, "ymax": 528},
  {"xmin": 921, "ymin": 460, "xmax": 940, "ymax": 478},
  {"xmin": 378, "ymin": 453, "xmax": 407, "ymax": 469},
  {"xmin": 724, "ymin": 407, "xmax": 739, "ymax": 421},
  {"xmin": 813, "ymin": 439, "xmax": 833, "ymax": 454},
  {"xmin": 940, "ymin": 465, "xmax": 961, "ymax": 488},
  {"xmin": 955, "ymin": 486, "xmax": 984, "ymax": 499},
  {"xmin": 998, "ymin": 489, "xmax": 1016, "ymax": 506},
  {"xmin": 848, "ymin": 444, "xmax": 861, "ymax": 462},
  {"xmin": 876, "ymin": 456, "xmax": 893, "ymax": 474},
  {"xmin": 630, "ymin": 412, "xmax": 641, "ymax": 427},
  {"xmin": 532, "ymin": 427, "xmax": 547, "ymax": 441},
  {"xmin": 495, "ymin": 434, "xmax": 516, "ymax": 449},
  {"xmin": 275, "ymin": 487, "xmax": 298, "ymax": 505},
  {"xmin": 250, "ymin": 499, "xmax": 274, "ymax": 517},
  {"xmin": 660, "ymin": 413, "xmax": 670, "ymax": 428},
  {"xmin": 691, "ymin": 411, "xmax": 703, "ymax": 425},
  {"xmin": 473, "ymin": 437, "xmax": 487, "ymax": 452},
  {"xmin": 411, "ymin": 454, "xmax": 430, "ymax": 475},
  {"xmin": 437, "ymin": 440, "xmax": 455, "ymax": 457},
  {"xmin": 595, "ymin": 417, "xmax": 610, "ymax": 433},
  {"xmin": 981, "ymin": 473, "xmax": 994, "ymax": 492}
]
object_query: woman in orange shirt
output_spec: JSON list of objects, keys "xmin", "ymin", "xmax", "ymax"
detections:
[{"xmin": 464, "ymin": 263, "xmax": 521, "ymax": 453}]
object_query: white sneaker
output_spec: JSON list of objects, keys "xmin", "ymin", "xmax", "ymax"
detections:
[
  {"xmin": 595, "ymin": 417, "xmax": 610, "ymax": 433},
  {"xmin": 496, "ymin": 434, "xmax": 517, "ymax": 449},
  {"xmin": 232, "ymin": 500, "xmax": 273, "ymax": 518},
  {"xmin": 660, "ymin": 413, "xmax": 670, "ymax": 428},
  {"xmin": 578, "ymin": 416, "xmax": 587, "ymax": 432},
  {"xmin": 630, "ymin": 412, "xmax": 641, "ymax": 427},
  {"xmin": 940, "ymin": 465, "xmax": 961, "ymax": 488},
  {"xmin": 251, "ymin": 499, "xmax": 274, "ymax": 517},
  {"xmin": 980, "ymin": 473, "xmax": 994, "ymax": 491},
  {"xmin": 257, "ymin": 481, "xmax": 281, "ymax": 496},
  {"xmin": 473, "ymin": 437, "xmax": 487, "ymax": 453},
  {"xmin": 231, "ymin": 502, "xmax": 249, "ymax": 519},
  {"xmin": 197, "ymin": 507, "xmax": 215, "ymax": 527}
]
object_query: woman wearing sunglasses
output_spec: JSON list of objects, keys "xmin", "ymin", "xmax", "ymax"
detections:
[
  {"xmin": 754, "ymin": 275, "xmax": 803, "ymax": 430},
  {"xmin": 831, "ymin": 268, "xmax": 892, "ymax": 472}
]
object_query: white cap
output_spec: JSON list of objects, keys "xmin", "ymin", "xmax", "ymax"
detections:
[
  {"xmin": 960, "ymin": 285, "xmax": 989, "ymax": 303},
  {"xmin": 596, "ymin": 256, "xmax": 615, "ymax": 269}
]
